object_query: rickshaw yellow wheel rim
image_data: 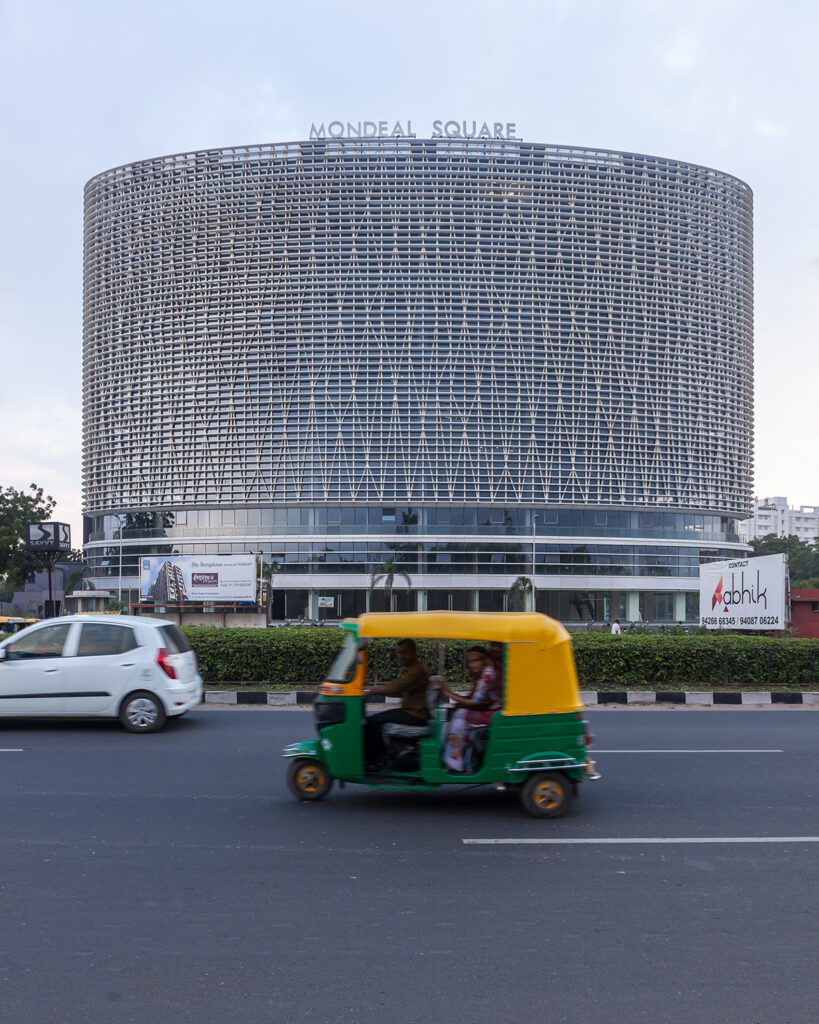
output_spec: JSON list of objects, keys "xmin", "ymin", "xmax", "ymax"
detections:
[
  {"xmin": 531, "ymin": 779, "xmax": 564, "ymax": 810},
  {"xmin": 296, "ymin": 765, "xmax": 327, "ymax": 793}
]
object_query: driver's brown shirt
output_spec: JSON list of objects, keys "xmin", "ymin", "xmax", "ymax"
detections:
[{"xmin": 382, "ymin": 661, "xmax": 430, "ymax": 720}]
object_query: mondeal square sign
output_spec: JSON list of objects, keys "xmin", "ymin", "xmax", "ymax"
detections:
[
  {"xmin": 309, "ymin": 119, "xmax": 519, "ymax": 141},
  {"xmin": 699, "ymin": 553, "xmax": 789, "ymax": 630}
]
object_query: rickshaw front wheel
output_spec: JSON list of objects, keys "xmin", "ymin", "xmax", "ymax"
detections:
[
  {"xmin": 520, "ymin": 771, "xmax": 572, "ymax": 818},
  {"xmin": 287, "ymin": 758, "xmax": 333, "ymax": 801}
]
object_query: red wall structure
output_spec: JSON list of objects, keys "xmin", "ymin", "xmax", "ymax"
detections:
[{"xmin": 791, "ymin": 589, "xmax": 819, "ymax": 639}]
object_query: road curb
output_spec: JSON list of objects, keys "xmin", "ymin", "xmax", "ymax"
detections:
[{"xmin": 204, "ymin": 689, "xmax": 818, "ymax": 707}]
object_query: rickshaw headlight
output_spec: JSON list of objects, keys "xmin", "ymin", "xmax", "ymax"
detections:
[{"xmin": 319, "ymin": 683, "xmax": 345, "ymax": 695}]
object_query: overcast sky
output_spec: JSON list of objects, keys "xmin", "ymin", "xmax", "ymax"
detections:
[{"xmin": 1, "ymin": 0, "xmax": 817, "ymax": 542}]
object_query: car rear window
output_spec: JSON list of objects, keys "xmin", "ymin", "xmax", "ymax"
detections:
[
  {"xmin": 77, "ymin": 622, "xmax": 140, "ymax": 657},
  {"xmin": 158, "ymin": 625, "xmax": 190, "ymax": 653}
]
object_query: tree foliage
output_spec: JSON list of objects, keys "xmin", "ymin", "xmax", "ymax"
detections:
[
  {"xmin": 64, "ymin": 563, "xmax": 91, "ymax": 595},
  {"xmin": 0, "ymin": 484, "xmax": 56, "ymax": 590},
  {"xmin": 749, "ymin": 533, "xmax": 819, "ymax": 585}
]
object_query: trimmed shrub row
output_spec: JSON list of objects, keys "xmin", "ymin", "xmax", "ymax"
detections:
[
  {"xmin": 181, "ymin": 625, "xmax": 819, "ymax": 690},
  {"xmin": 572, "ymin": 633, "xmax": 818, "ymax": 688}
]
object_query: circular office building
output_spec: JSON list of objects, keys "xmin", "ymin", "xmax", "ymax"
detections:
[{"xmin": 83, "ymin": 137, "xmax": 753, "ymax": 622}]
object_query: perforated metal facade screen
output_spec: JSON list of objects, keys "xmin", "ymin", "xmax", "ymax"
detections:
[{"xmin": 83, "ymin": 139, "xmax": 753, "ymax": 516}]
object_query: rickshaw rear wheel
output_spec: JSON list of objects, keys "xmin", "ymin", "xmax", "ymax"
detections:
[
  {"xmin": 287, "ymin": 758, "xmax": 333, "ymax": 801},
  {"xmin": 520, "ymin": 771, "xmax": 572, "ymax": 818}
]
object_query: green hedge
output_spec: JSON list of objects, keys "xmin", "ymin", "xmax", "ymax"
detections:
[
  {"xmin": 181, "ymin": 625, "xmax": 819, "ymax": 690},
  {"xmin": 571, "ymin": 633, "xmax": 818, "ymax": 688}
]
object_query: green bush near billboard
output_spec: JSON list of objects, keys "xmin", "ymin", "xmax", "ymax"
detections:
[{"xmin": 181, "ymin": 625, "xmax": 819, "ymax": 689}]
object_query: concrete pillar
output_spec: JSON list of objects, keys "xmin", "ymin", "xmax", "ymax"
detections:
[
  {"xmin": 417, "ymin": 590, "xmax": 427, "ymax": 611},
  {"xmin": 626, "ymin": 591, "xmax": 641, "ymax": 622},
  {"xmin": 673, "ymin": 591, "xmax": 687, "ymax": 622}
]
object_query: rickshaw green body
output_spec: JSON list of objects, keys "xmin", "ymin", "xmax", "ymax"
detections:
[
  {"xmin": 283, "ymin": 611, "xmax": 592, "ymax": 793},
  {"xmin": 285, "ymin": 700, "xmax": 587, "ymax": 789}
]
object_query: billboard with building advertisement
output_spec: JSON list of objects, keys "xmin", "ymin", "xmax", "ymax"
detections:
[
  {"xmin": 699, "ymin": 553, "xmax": 788, "ymax": 630},
  {"xmin": 140, "ymin": 555, "xmax": 256, "ymax": 603}
]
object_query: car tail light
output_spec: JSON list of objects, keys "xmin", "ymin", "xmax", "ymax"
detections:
[
  {"xmin": 156, "ymin": 647, "xmax": 176, "ymax": 679},
  {"xmin": 583, "ymin": 719, "xmax": 594, "ymax": 746}
]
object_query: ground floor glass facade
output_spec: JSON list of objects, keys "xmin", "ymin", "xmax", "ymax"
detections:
[{"xmin": 84, "ymin": 504, "xmax": 748, "ymax": 625}]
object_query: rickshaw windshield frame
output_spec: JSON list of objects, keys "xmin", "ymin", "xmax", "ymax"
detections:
[{"xmin": 325, "ymin": 634, "xmax": 359, "ymax": 683}]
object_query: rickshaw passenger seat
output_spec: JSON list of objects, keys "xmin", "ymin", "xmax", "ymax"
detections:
[{"xmin": 380, "ymin": 682, "xmax": 442, "ymax": 740}]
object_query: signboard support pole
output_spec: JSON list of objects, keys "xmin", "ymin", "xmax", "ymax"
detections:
[{"xmin": 32, "ymin": 550, "xmax": 60, "ymax": 617}]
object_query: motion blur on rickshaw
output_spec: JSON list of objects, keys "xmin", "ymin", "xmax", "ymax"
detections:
[
  {"xmin": 0, "ymin": 616, "xmax": 38, "ymax": 635},
  {"xmin": 283, "ymin": 611, "xmax": 599, "ymax": 817}
]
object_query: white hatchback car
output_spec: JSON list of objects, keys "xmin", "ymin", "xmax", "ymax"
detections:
[{"xmin": 0, "ymin": 615, "xmax": 202, "ymax": 732}]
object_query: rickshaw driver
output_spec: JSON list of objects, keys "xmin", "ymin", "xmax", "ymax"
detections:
[{"xmin": 362, "ymin": 639, "xmax": 430, "ymax": 769}]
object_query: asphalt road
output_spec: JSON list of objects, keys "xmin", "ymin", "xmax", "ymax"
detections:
[{"xmin": 1, "ymin": 710, "xmax": 817, "ymax": 1024}]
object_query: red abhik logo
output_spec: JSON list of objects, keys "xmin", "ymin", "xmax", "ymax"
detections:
[{"xmin": 712, "ymin": 576, "xmax": 724, "ymax": 611}]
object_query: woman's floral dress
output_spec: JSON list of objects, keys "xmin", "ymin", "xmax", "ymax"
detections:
[{"xmin": 442, "ymin": 664, "xmax": 502, "ymax": 772}]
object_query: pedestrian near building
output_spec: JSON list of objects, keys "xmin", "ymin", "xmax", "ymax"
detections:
[{"xmin": 610, "ymin": 619, "xmax": 622, "ymax": 635}]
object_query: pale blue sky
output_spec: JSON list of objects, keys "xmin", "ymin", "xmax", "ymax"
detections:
[{"xmin": 1, "ymin": 0, "xmax": 817, "ymax": 541}]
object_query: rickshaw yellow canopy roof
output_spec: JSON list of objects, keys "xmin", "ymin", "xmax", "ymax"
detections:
[
  {"xmin": 351, "ymin": 612, "xmax": 581, "ymax": 715},
  {"xmin": 354, "ymin": 611, "xmax": 567, "ymax": 645}
]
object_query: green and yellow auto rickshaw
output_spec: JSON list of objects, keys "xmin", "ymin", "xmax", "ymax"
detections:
[{"xmin": 283, "ymin": 611, "xmax": 599, "ymax": 817}]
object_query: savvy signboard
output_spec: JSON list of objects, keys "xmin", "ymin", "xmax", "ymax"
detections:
[
  {"xmin": 699, "ymin": 553, "xmax": 788, "ymax": 630},
  {"xmin": 140, "ymin": 555, "xmax": 256, "ymax": 603},
  {"xmin": 25, "ymin": 521, "xmax": 71, "ymax": 552}
]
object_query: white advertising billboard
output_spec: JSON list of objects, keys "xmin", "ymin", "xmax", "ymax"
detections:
[
  {"xmin": 140, "ymin": 555, "xmax": 257, "ymax": 603},
  {"xmin": 699, "ymin": 553, "xmax": 788, "ymax": 630}
]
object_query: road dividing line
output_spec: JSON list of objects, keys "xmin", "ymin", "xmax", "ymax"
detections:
[
  {"xmin": 592, "ymin": 749, "xmax": 783, "ymax": 753},
  {"xmin": 0, "ymin": 749, "xmax": 24, "ymax": 753},
  {"xmin": 463, "ymin": 837, "xmax": 819, "ymax": 845}
]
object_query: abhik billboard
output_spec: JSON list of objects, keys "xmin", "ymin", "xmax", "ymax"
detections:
[
  {"xmin": 699, "ymin": 553, "xmax": 789, "ymax": 630},
  {"xmin": 140, "ymin": 555, "xmax": 256, "ymax": 603}
]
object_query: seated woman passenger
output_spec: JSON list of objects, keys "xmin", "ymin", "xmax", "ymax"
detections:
[{"xmin": 435, "ymin": 646, "xmax": 502, "ymax": 773}]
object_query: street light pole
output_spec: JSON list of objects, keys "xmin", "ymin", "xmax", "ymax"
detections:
[
  {"xmin": 112, "ymin": 514, "xmax": 123, "ymax": 606},
  {"xmin": 531, "ymin": 513, "xmax": 539, "ymax": 613}
]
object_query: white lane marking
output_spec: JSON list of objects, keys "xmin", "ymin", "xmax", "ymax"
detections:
[
  {"xmin": 463, "ymin": 837, "xmax": 819, "ymax": 845},
  {"xmin": 592, "ymin": 749, "xmax": 783, "ymax": 753},
  {"xmin": 0, "ymin": 748, "xmax": 24, "ymax": 752}
]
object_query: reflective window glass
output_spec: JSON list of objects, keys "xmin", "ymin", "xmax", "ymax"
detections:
[
  {"xmin": 77, "ymin": 623, "xmax": 139, "ymax": 657},
  {"xmin": 5, "ymin": 623, "xmax": 71, "ymax": 659}
]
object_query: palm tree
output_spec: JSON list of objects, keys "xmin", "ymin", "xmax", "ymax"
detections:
[
  {"xmin": 64, "ymin": 564, "xmax": 90, "ymax": 596},
  {"xmin": 369, "ymin": 557, "xmax": 411, "ymax": 612},
  {"xmin": 261, "ymin": 560, "xmax": 280, "ymax": 626},
  {"xmin": 507, "ymin": 575, "xmax": 534, "ymax": 612}
]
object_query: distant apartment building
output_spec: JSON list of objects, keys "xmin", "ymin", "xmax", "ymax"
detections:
[
  {"xmin": 146, "ymin": 561, "xmax": 187, "ymax": 604},
  {"xmin": 739, "ymin": 497, "xmax": 819, "ymax": 543}
]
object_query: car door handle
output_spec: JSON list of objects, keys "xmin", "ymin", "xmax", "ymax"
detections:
[
  {"xmin": 120, "ymin": 663, "xmax": 135, "ymax": 668},
  {"xmin": 44, "ymin": 668, "xmax": 59, "ymax": 674}
]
